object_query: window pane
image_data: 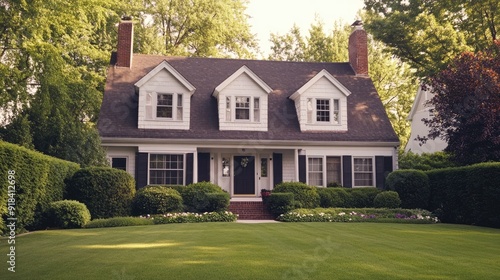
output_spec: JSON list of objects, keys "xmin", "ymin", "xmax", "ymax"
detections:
[
  {"xmin": 354, "ymin": 158, "xmax": 373, "ymax": 187},
  {"xmin": 308, "ymin": 157, "xmax": 323, "ymax": 186},
  {"xmin": 112, "ymin": 158, "xmax": 127, "ymax": 171},
  {"xmin": 222, "ymin": 158, "xmax": 230, "ymax": 177},
  {"xmin": 316, "ymin": 99, "xmax": 330, "ymax": 122},
  {"xmin": 157, "ymin": 94, "xmax": 173, "ymax": 118},
  {"xmin": 235, "ymin": 97, "xmax": 250, "ymax": 120},
  {"xmin": 254, "ymin": 97, "xmax": 260, "ymax": 122},
  {"xmin": 307, "ymin": 98, "xmax": 313, "ymax": 123},
  {"xmin": 326, "ymin": 157, "xmax": 341, "ymax": 186},
  {"xmin": 149, "ymin": 154, "xmax": 184, "ymax": 185},
  {"xmin": 158, "ymin": 94, "xmax": 173, "ymax": 105},
  {"xmin": 261, "ymin": 158, "xmax": 268, "ymax": 177},
  {"xmin": 333, "ymin": 99, "xmax": 340, "ymax": 124},
  {"xmin": 226, "ymin": 97, "xmax": 231, "ymax": 121}
]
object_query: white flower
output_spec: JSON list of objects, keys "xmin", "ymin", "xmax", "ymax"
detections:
[{"xmin": 338, "ymin": 212, "xmax": 346, "ymax": 216}]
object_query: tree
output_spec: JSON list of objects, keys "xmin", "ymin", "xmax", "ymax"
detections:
[
  {"xmin": 421, "ymin": 41, "xmax": 500, "ymax": 165},
  {"xmin": 131, "ymin": 0, "xmax": 257, "ymax": 58},
  {"xmin": 0, "ymin": 0, "xmax": 118, "ymax": 165},
  {"xmin": 364, "ymin": 0, "xmax": 499, "ymax": 77},
  {"xmin": 267, "ymin": 19, "xmax": 417, "ymax": 148}
]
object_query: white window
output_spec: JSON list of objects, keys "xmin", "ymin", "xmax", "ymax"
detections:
[
  {"xmin": 150, "ymin": 154, "xmax": 184, "ymax": 185},
  {"xmin": 306, "ymin": 98, "xmax": 341, "ymax": 124},
  {"xmin": 225, "ymin": 96, "xmax": 261, "ymax": 123},
  {"xmin": 155, "ymin": 93, "xmax": 182, "ymax": 120},
  {"xmin": 222, "ymin": 157, "xmax": 230, "ymax": 177},
  {"xmin": 308, "ymin": 157, "xmax": 323, "ymax": 186},
  {"xmin": 316, "ymin": 99, "xmax": 330, "ymax": 122},
  {"xmin": 353, "ymin": 158, "xmax": 373, "ymax": 187},
  {"xmin": 235, "ymin": 97, "xmax": 250, "ymax": 120}
]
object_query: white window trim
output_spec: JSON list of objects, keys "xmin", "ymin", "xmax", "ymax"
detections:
[
  {"xmin": 307, "ymin": 98, "xmax": 342, "ymax": 126},
  {"xmin": 307, "ymin": 156, "xmax": 324, "ymax": 187},
  {"xmin": 226, "ymin": 96, "xmax": 262, "ymax": 123},
  {"xmin": 306, "ymin": 155, "xmax": 343, "ymax": 187},
  {"xmin": 352, "ymin": 156, "xmax": 375, "ymax": 188},
  {"xmin": 152, "ymin": 92, "xmax": 183, "ymax": 122},
  {"xmin": 148, "ymin": 153, "xmax": 186, "ymax": 186}
]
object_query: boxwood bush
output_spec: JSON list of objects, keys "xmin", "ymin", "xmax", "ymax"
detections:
[
  {"xmin": 267, "ymin": 192, "xmax": 295, "ymax": 216},
  {"xmin": 46, "ymin": 200, "xmax": 91, "ymax": 229},
  {"xmin": 386, "ymin": 169, "xmax": 430, "ymax": 209},
  {"xmin": 0, "ymin": 141, "xmax": 79, "ymax": 233},
  {"xmin": 85, "ymin": 217, "xmax": 154, "ymax": 228},
  {"xmin": 132, "ymin": 186, "xmax": 183, "ymax": 215},
  {"xmin": 344, "ymin": 188, "xmax": 381, "ymax": 208},
  {"xmin": 182, "ymin": 182, "xmax": 229, "ymax": 213},
  {"xmin": 273, "ymin": 182, "xmax": 320, "ymax": 208},
  {"xmin": 65, "ymin": 167, "xmax": 135, "ymax": 219},
  {"xmin": 373, "ymin": 191, "xmax": 401, "ymax": 208},
  {"xmin": 316, "ymin": 188, "xmax": 349, "ymax": 208}
]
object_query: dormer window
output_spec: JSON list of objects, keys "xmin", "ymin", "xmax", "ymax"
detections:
[
  {"xmin": 290, "ymin": 69, "xmax": 350, "ymax": 132},
  {"xmin": 155, "ymin": 93, "xmax": 182, "ymax": 120},
  {"xmin": 135, "ymin": 61, "xmax": 195, "ymax": 130},
  {"xmin": 213, "ymin": 65, "xmax": 272, "ymax": 132},
  {"xmin": 307, "ymin": 98, "xmax": 341, "ymax": 125}
]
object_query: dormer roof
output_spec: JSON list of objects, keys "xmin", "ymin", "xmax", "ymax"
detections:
[
  {"xmin": 289, "ymin": 69, "xmax": 351, "ymax": 101},
  {"xmin": 213, "ymin": 65, "xmax": 272, "ymax": 98},
  {"xmin": 134, "ymin": 60, "xmax": 196, "ymax": 93}
]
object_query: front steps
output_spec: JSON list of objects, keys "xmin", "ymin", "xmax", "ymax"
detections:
[{"xmin": 229, "ymin": 201, "xmax": 275, "ymax": 220}]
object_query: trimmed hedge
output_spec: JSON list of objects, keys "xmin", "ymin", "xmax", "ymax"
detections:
[
  {"xmin": 65, "ymin": 167, "xmax": 136, "ymax": 219},
  {"xmin": 317, "ymin": 187, "xmax": 381, "ymax": 208},
  {"xmin": 46, "ymin": 200, "xmax": 91, "ymax": 229},
  {"xmin": 85, "ymin": 217, "xmax": 154, "ymax": 228},
  {"xmin": 273, "ymin": 182, "xmax": 320, "ymax": 208},
  {"xmin": 182, "ymin": 182, "xmax": 229, "ymax": 213},
  {"xmin": 386, "ymin": 170, "xmax": 430, "ymax": 209},
  {"xmin": 132, "ymin": 186, "xmax": 184, "ymax": 215},
  {"xmin": 0, "ymin": 141, "xmax": 79, "ymax": 233},
  {"xmin": 373, "ymin": 191, "xmax": 401, "ymax": 208},
  {"xmin": 426, "ymin": 162, "xmax": 500, "ymax": 228},
  {"xmin": 267, "ymin": 193, "xmax": 295, "ymax": 216}
]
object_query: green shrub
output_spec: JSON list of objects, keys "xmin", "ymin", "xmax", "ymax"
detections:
[
  {"xmin": 182, "ymin": 182, "xmax": 228, "ymax": 213},
  {"xmin": 273, "ymin": 182, "xmax": 320, "ymax": 208},
  {"xmin": 65, "ymin": 167, "xmax": 135, "ymax": 219},
  {"xmin": 386, "ymin": 170, "xmax": 430, "ymax": 209},
  {"xmin": 344, "ymin": 188, "xmax": 381, "ymax": 208},
  {"xmin": 85, "ymin": 217, "xmax": 154, "ymax": 228},
  {"xmin": 267, "ymin": 193, "xmax": 295, "ymax": 216},
  {"xmin": 316, "ymin": 188, "xmax": 349, "ymax": 208},
  {"xmin": 132, "ymin": 186, "xmax": 183, "ymax": 215},
  {"xmin": 374, "ymin": 191, "xmax": 401, "ymax": 208},
  {"xmin": 0, "ymin": 141, "xmax": 79, "ymax": 233},
  {"xmin": 46, "ymin": 200, "xmax": 91, "ymax": 229},
  {"xmin": 426, "ymin": 162, "xmax": 500, "ymax": 228},
  {"xmin": 205, "ymin": 193, "xmax": 230, "ymax": 212},
  {"xmin": 399, "ymin": 151, "xmax": 456, "ymax": 170}
]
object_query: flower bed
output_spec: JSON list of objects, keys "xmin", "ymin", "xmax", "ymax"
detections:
[
  {"xmin": 144, "ymin": 211, "xmax": 238, "ymax": 224},
  {"xmin": 277, "ymin": 208, "xmax": 439, "ymax": 223}
]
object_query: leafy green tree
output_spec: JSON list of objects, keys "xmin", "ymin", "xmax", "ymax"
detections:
[
  {"xmin": 131, "ymin": 0, "xmax": 257, "ymax": 57},
  {"xmin": 364, "ymin": 0, "xmax": 499, "ymax": 77},
  {"xmin": 421, "ymin": 42, "xmax": 500, "ymax": 165},
  {"xmin": 268, "ymin": 19, "xmax": 417, "ymax": 148},
  {"xmin": 0, "ymin": 0, "xmax": 118, "ymax": 165}
]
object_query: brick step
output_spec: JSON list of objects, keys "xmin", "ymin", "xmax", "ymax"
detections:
[{"xmin": 229, "ymin": 201, "xmax": 275, "ymax": 220}]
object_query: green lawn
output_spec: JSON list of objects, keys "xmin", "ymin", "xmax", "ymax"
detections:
[{"xmin": 2, "ymin": 223, "xmax": 500, "ymax": 280}]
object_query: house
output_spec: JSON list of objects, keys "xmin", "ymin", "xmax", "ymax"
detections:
[
  {"xmin": 405, "ymin": 85, "xmax": 447, "ymax": 154},
  {"xmin": 98, "ymin": 18, "xmax": 399, "ymax": 200}
]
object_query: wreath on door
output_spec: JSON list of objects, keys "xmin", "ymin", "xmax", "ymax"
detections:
[{"xmin": 241, "ymin": 157, "xmax": 249, "ymax": 168}]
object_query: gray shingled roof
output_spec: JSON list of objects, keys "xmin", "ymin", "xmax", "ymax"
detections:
[{"xmin": 98, "ymin": 54, "xmax": 399, "ymax": 144}]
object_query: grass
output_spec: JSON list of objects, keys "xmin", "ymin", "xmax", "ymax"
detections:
[{"xmin": 2, "ymin": 223, "xmax": 500, "ymax": 280}]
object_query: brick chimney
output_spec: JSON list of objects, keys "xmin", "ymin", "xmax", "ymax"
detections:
[
  {"xmin": 348, "ymin": 20, "xmax": 368, "ymax": 75},
  {"xmin": 116, "ymin": 16, "xmax": 133, "ymax": 68}
]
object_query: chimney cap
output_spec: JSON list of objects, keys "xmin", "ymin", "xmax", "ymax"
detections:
[{"xmin": 351, "ymin": 20, "xmax": 363, "ymax": 27}]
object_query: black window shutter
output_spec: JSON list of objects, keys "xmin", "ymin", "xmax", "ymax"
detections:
[
  {"xmin": 197, "ymin": 152, "xmax": 211, "ymax": 182},
  {"xmin": 136, "ymin": 153, "xmax": 149, "ymax": 189},
  {"xmin": 272, "ymin": 153, "xmax": 283, "ymax": 187},
  {"xmin": 342, "ymin": 155, "xmax": 352, "ymax": 188},
  {"xmin": 375, "ymin": 156, "xmax": 393, "ymax": 189},
  {"xmin": 185, "ymin": 153, "xmax": 194, "ymax": 185},
  {"xmin": 298, "ymin": 155, "xmax": 307, "ymax": 183}
]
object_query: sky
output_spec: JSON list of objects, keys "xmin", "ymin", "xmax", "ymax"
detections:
[{"xmin": 246, "ymin": 0, "xmax": 365, "ymax": 57}]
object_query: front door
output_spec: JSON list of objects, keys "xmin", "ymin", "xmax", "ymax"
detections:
[{"xmin": 233, "ymin": 156, "xmax": 255, "ymax": 195}]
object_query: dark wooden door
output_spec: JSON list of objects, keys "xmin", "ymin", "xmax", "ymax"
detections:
[{"xmin": 234, "ymin": 156, "xmax": 255, "ymax": 195}]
